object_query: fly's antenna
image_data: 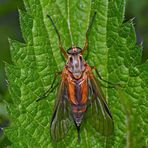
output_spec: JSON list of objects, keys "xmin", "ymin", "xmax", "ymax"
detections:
[
  {"xmin": 47, "ymin": 15, "xmax": 68, "ymax": 59},
  {"xmin": 47, "ymin": 15, "xmax": 61, "ymax": 43},
  {"xmin": 82, "ymin": 12, "xmax": 97, "ymax": 54},
  {"xmin": 86, "ymin": 11, "xmax": 97, "ymax": 35}
]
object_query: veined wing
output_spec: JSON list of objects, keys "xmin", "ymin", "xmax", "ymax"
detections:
[
  {"xmin": 50, "ymin": 80, "xmax": 72, "ymax": 141},
  {"xmin": 87, "ymin": 73, "xmax": 114, "ymax": 136}
]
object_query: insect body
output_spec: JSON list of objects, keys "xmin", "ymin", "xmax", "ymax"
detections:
[
  {"xmin": 64, "ymin": 50, "xmax": 88, "ymax": 126},
  {"xmin": 37, "ymin": 12, "xmax": 114, "ymax": 141}
]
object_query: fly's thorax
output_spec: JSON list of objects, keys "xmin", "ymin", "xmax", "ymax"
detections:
[{"xmin": 66, "ymin": 54, "xmax": 86, "ymax": 79}]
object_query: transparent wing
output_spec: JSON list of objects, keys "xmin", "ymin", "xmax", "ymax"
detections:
[
  {"xmin": 50, "ymin": 80, "xmax": 72, "ymax": 141},
  {"xmin": 87, "ymin": 74, "xmax": 114, "ymax": 136}
]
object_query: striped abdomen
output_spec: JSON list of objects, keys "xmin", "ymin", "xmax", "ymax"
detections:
[{"xmin": 67, "ymin": 77, "xmax": 88, "ymax": 126}]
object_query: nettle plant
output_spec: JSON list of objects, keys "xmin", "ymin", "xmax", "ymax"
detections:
[{"xmin": 5, "ymin": 0, "xmax": 147, "ymax": 147}]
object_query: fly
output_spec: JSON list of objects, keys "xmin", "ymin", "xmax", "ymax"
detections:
[{"xmin": 37, "ymin": 12, "xmax": 116, "ymax": 142}]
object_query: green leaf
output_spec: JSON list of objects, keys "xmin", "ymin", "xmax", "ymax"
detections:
[{"xmin": 4, "ymin": 0, "xmax": 148, "ymax": 147}]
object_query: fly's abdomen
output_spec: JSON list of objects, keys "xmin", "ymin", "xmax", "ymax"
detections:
[
  {"xmin": 67, "ymin": 77, "xmax": 88, "ymax": 126},
  {"xmin": 72, "ymin": 104, "xmax": 86, "ymax": 126}
]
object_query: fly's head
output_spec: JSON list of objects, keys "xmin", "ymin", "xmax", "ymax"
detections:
[{"xmin": 66, "ymin": 47, "xmax": 85, "ymax": 79}]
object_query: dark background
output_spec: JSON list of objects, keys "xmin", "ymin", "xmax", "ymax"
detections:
[{"xmin": 0, "ymin": 0, "xmax": 147, "ymax": 145}]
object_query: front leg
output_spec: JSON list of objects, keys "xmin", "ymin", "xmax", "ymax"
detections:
[
  {"xmin": 36, "ymin": 71, "xmax": 61, "ymax": 102},
  {"xmin": 91, "ymin": 66, "xmax": 123, "ymax": 88}
]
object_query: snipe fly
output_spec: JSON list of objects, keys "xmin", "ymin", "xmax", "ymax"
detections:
[{"xmin": 37, "ymin": 12, "xmax": 115, "ymax": 141}]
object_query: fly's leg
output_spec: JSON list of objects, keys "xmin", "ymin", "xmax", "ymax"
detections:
[
  {"xmin": 91, "ymin": 66, "xmax": 123, "ymax": 88},
  {"xmin": 100, "ymin": 83, "xmax": 116, "ymax": 89},
  {"xmin": 36, "ymin": 83, "xmax": 59, "ymax": 102},
  {"xmin": 36, "ymin": 72, "xmax": 61, "ymax": 102},
  {"xmin": 47, "ymin": 15, "xmax": 68, "ymax": 59},
  {"xmin": 82, "ymin": 12, "xmax": 97, "ymax": 55}
]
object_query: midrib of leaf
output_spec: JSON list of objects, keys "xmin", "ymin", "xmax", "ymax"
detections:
[{"xmin": 67, "ymin": 0, "xmax": 74, "ymax": 45}]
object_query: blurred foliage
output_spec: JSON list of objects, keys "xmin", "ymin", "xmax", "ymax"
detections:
[
  {"xmin": 0, "ymin": 0, "xmax": 24, "ymax": 95},
  {"xmin": 0, "ymin": 0, "xmax": 23, "ymax": 146},
  {"xmin": 0, "ymin": 0, "xmax": 23, "ymax": 62},
  {"xmin": 126, "ymin": 0, "xmax": 148, "ymax": 61}
]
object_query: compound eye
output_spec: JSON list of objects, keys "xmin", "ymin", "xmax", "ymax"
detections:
[
  {"xmin": 69, "ymin": 57, "xmax": 73, "ymax": 63},
  {"xmin": 79, "ymin": 56, "xmax": 82, "ymax": 61}
]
